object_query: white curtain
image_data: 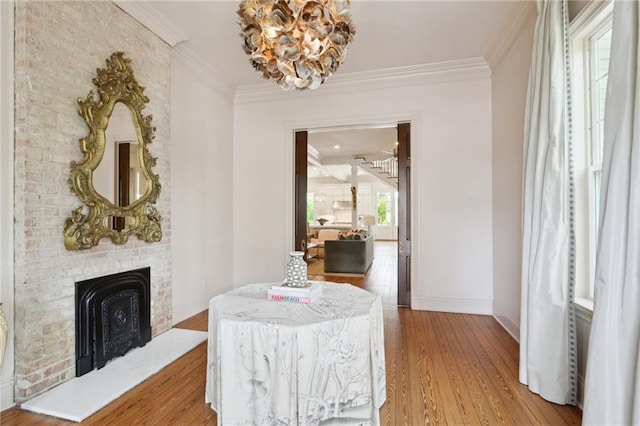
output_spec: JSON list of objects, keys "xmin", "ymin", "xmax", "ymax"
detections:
[
  {"xmin": 583, "ymin": 1, "xmax": 640, "ymax": 423},
  {"xmin": 519, "ymin": 0, "xmax": 577, "ymax": 405}
]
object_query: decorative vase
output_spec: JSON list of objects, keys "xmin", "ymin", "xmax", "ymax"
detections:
[{"xmin": 286, "ymin": 251, "xmax": 307, "ymax": 287}]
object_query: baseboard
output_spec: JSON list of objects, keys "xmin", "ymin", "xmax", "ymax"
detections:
[
  {"xmin": 1, "ymin": 375, "xmax": 14, "ymax": 411},
  {"xmin": 492, "ymin": 304, "xmax": 520, "ymax": 342},
  {"xmin": 411, "ymin": 296, "xmax": 492, "ymax": 315}
]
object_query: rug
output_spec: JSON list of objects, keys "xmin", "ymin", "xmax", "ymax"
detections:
[
  {"xmin": 21, "ymin": 328, "xmax": 208, "ymax": 422},
  {"xmin": 307, "ymin": 258, "xmax": 366, "ymax": 277}
]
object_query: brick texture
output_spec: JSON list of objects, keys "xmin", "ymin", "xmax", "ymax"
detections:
[{"xmin": 13, "ymin": 1, "xmax": 172, "ymax": 401}]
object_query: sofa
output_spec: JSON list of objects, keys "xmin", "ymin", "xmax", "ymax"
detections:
[{"xmin": 324, "ymin": 234, "xmax": 374, "ymax": 274}]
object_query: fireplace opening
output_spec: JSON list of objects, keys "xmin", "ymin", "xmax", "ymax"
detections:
[{"xmin": 75, "ymin": 267, "xmax": 151, "ymax": 377}]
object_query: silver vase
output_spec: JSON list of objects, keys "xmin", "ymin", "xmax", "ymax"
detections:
[{"xmin": 286, "ymin": 251, "xmax": 307, "ymax": 287}]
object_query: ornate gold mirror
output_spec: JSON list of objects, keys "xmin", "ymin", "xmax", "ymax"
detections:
[{"xmin": 64, "ymin": 52, "xmax": 162, "ymax": 250}]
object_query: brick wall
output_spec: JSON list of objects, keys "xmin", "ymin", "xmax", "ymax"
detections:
[{"xmin": 13, "ymin": 1, "xmax": 172, "ymax": 401}]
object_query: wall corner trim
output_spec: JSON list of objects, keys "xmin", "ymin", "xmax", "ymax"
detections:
[
  {"xmin": 492, "ymin": 304, "xmax": 521, "ymax": 343},
  {"xmin": 234, "ymin": 57, "xmax": 491, "ymax": 105},
  {"xmin": 113, "ymin": 0, "xmax": 189, "ymax": 47},
  {"xmin": 569, "ymin": 0, "xmax": 613, "ymax": 36},
  {"xmin": 0, "ymin": 376, "xmax": 15, "ymax": 411},
  {"xmin": 0, "ymin": 0, "xmax": 15, "ymax": 413},
  {"xmin": 484, "ymin": 0, "xmax": 536, "ymax": 71}
]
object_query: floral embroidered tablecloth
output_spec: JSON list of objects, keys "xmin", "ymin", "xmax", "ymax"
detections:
[{"xmin": 206, "ymin": 281, "xmax": 386, "ymax": 425}]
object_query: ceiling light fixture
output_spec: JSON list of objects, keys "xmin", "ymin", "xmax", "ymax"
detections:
[{"xmin": 237, "ymin": 0, "xmax": 356, "ymax": 91}]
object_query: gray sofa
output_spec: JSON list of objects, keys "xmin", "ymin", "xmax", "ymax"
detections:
[{"xmin": 324, "ymin": 235, "xmax": 374, "ymax": 274}]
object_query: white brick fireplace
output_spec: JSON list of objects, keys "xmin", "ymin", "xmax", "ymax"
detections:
[{"xmin": 12, "ymin": 1, "xmax": 172, "ymax": 401}]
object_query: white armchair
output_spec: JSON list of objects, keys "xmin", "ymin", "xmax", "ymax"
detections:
[{"xmin": 310, "ymin": 229, "xmax": 341, "ymax": 258}]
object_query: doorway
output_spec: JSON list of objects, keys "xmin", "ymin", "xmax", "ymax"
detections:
[{"xmin": 294, "ymin": 123, "xmax": 411, "ymax": 307}]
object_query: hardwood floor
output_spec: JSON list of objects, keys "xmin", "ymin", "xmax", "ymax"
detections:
[{"xmin": 1, "ymin": 241, "xmax": 582, "ymax": 425}]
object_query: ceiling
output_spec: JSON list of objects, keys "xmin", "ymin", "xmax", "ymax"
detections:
[
  {"xmin": 307, "ymin": 126, "xmax": 397, "ymax": 181},
  {"xmin": 118, "ymin": 0, "xmax": 515, "ymax": 91},
  {"xmin": 309, "ymin": 126, "xmax": 397, "ymax": 160},
  {"xmin": 116, "ymin": 0, "xmax": 515, "ymax": 182}
]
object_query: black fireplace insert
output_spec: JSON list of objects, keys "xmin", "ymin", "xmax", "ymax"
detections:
[{"xmin": 75, "ymin": 267, "xmax": 151, "ymax": 377}]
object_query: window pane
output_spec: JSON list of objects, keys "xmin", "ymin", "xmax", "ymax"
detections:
[
  {"xmin": 577, "ymin": 14, "xmax": 612, "ymax": 301},
  {"xmin": 377, "ymin": 193, "xmax": 391, "ymax": 225},
  {"xmin": 597, "ymin": 28, "xmax": 612, "ymax": 72},
  {"xmin": 592, "ymin": 26, "xmax": 611, "ymax": 167},
  {"xmin": 589, "ymin": 24, "xmax": 611, "ymax": 299},
  {"xmin": 307, "ymin": 193, "xmax": 315, "ymax": 223}
]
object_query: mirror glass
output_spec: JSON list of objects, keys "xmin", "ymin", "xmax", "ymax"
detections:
[
  {"xmin": 64, "ymin": 52, "xmax": 162, "ymax": 250},
  {"xmin": 93, "ymin": 102, "xmax": 148, "ymax": 209}
]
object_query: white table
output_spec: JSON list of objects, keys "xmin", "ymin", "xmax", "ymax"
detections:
[{"xmin": 206, "ymin": 281, "xmax": 386, "ymax": 425}]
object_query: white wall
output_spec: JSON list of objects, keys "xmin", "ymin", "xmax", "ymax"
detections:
[
  {"xmin": 170, "ymin": 50, "xmax": 235, "ymax": 323},
  {"xmin": 233, "ymin": 66, "xmax": 494, "ymax": 314},
  {"xmin": 0, "ymin": 0, "xmax": 15, "ymax": 411},
  {"xmin": 490, "ymin": 7, "xmax": 536, "ymax": 340}
]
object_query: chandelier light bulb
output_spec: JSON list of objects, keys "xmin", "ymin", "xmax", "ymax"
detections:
[{"xmin": 238, "ymin": 0, "xmax": 356, "ymax": 91}]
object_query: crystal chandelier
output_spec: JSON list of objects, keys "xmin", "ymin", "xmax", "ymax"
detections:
[{"xmin": 237, "ymin": 0, "xmax": 356, "ymax": 91}]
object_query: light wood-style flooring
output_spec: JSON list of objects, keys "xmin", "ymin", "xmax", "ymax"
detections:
[{"xmin": 1, "ymin": 241, "xmax": 582, "ymax": 425}]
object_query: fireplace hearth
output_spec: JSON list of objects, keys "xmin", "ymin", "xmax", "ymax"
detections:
[{"xmin": 75, "ymin": 267, "xmax": 151, "ymax": 377}]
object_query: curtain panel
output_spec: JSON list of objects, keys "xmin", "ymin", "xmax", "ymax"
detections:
[
  {"xmin": 519, "ymin": 0, "xmax": 577, "ymax": 405},
  {"xmin": 583, "ymin": 1, "xmax": 640, "ymax": 423}
]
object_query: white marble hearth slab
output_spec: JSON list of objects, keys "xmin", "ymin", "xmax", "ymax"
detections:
[{"xmin": 21, "ymin": 328, "xmax": 208, "ymax": 422}]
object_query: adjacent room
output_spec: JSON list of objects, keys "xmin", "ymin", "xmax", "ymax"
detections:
[
  {"xmin": 304, "ymin": 126, "xmax": 398, "ymax": 278},
  {"xmin": 0, "ymin": 0, "xmax": 637, "ymax": 424}
]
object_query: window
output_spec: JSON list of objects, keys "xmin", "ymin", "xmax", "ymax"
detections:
[
  {"xmin": 376, "ymin": 193, "xmax": 391, "ymax": 225},
  {"xmin": 376, "ymin": 191, "xmax": 399, "ymax": 227},
  {"xmin": 571, "ymin": 1, "xmax": 612, "ymax": 303},
  {"xmin": 306, "ymin": 193, "xmax": 315, "ymax": 223}
]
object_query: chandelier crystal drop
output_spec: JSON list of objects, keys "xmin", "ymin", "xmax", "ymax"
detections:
[{"xmin": 238, "ymin": 0, "xmax": 356, "ymax": 91}]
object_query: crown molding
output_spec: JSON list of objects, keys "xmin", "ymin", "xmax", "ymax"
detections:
[
  {"xmin": 113, "ymin": 1, "xmax": 232, "ymax": 100},
  {"xmin": 172, "ymin": 44, "xmax": 234, "ymax": 101},
  {"xmin": 112, "ymin": 1, "xmax": 189, "ymax": 47},
  {"xmin": 569, "ymin": 0, "xmax": 613, "ymax": 37},
  {"xmin": 235, "ymin": 57, "xmax": 491, "ymax": 105},
  {"xmin": 484, "ymin": 0, "xmax": 536, "ymax": 71}
]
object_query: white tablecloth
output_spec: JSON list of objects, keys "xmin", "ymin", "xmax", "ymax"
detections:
[{"xmin": 206, "ymin": 281, "xmax": 386, "ymax": 425}]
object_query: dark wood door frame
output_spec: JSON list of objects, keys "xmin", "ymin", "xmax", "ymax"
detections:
[
  {"xmin": 294, "ymin": 124, "xmax": 411, "ymax": 307},
  {"xmin": 397, "ymin": 122, "xmax": 411, "ymax": 307},
  {"xmin": 294, "ymin": 131, "xmax": 308, "ymax": 254}
]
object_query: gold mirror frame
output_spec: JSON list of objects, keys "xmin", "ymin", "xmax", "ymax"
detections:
[{"xmin": 64, "ymin": 52, "xmax": 162, "ymax": 250}]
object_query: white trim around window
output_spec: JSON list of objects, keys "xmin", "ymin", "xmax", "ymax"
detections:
[{"xmin": 570, "ymin": 0, "xmax": 613, "ymax": 306}]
